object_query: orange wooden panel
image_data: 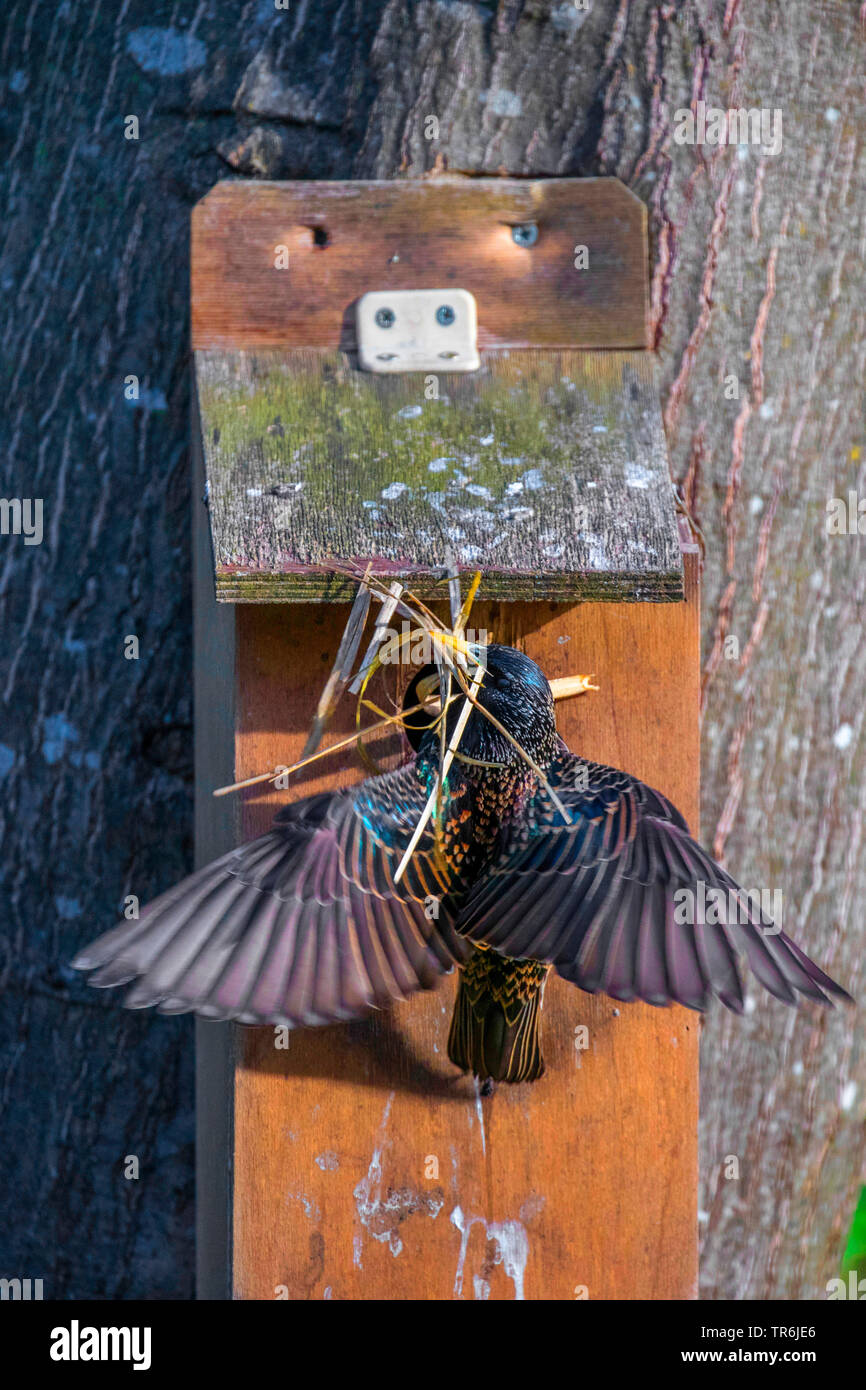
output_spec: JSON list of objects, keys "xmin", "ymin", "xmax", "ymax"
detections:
[
  {"xmin": 231, "ymin": 551, "xmax": 700, "ymax": 1301},
  {"xmin": 192, "ymin": 178, "xmax": 648, "ymax": 352}
]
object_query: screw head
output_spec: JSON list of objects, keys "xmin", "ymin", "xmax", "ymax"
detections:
[
  {"xmin": 375, "ymin": 307, "xmax": 396, "ymax": 328},
  {"xmin": 511, "ymin": 223, "xmax": 539, "ymax": 248},
  {"xmin": 436, "ymin": 304, "xmax": 456, "ymax": 326}
]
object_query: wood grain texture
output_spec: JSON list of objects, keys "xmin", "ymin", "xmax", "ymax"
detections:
[
  {"xmin": 622, "ymin": 3, "xmax": 866, "ymax": 1302},
  {"xmin": 231, "ymin": 549, "xmax": 699, "ymax": 1300},
  {"xmin": 195, "ymin": 347, "xmax": 682, "ymax": 602},
  {"xmin": 191, "ymin": 178, "xmax": 648, "ymax": 351},
  {"xmin": 5, "ymin": 0, "xmax": 861, "ymax": 1304}
]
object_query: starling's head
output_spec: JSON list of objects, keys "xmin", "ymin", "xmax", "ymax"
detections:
[{"xmin": 403, "ymin": 643, "xmax": 557, "ymax": 769}]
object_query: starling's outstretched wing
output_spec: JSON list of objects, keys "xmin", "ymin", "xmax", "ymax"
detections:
[
  {"xmin": 456, "ymin": 743, "xmax": 851, "ymax": 1013},
  {"xmin": 72, "ymin": 766, "xmax": 468, "ymax": 1025}
]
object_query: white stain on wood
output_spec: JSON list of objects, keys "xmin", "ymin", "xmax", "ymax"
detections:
[
  {"xmin": 353, "ymin": 1091, "xmax": 445, "ymax": 1265},
  {"xmin": 353, "ymin": 1092, "xmax": 396, "ymax": 1262},
  {"xmin": 286, "ymin": 1191, "xmax": 320, "ymax": 1221},
  {"xmin": 450, "ymin": 1206, "xmax": 530, "ymax": 1301},
  {"xmin": 315, "ymin": 1151, "xmax": 340, "ymax": 1171}
]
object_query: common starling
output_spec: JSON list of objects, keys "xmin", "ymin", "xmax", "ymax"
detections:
[{"xmin": 72, "ymin": 644, "xmax": 851, "ymax": 1083}]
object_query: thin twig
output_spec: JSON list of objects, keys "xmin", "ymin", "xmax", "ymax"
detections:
[
  {"xmin": 444, "ymin": 550, "xmax": 462, "ymax": 631},
  {"xmin": 550, "ymin": 674, "xmax": 599, "ymax": 699},
  {"xmin": 212, "ymin": 697, "xmax": 448, "ymax": 798},
  {"xmin": 393, "ymin": 654, "xmax": 487, "ymax": 885},
  {"xmin": 215, "ymin": 674, "xmax": 597, "ymax": 799},
  {"xmin": 449, "ymin": 661, "xmax": 572, "ymax": 823},
  {"xmin": 454, "ymin": 571, "xmax": 482, "ymax": 639},
  {"xmin": 216, "ymin": 561, "xmax": 593, "ymax": 888},
  {"xmin": 348, "ymin": 581, "xmax": 404, "ymax": 694},
  {"xmin": 301, "ymin": 581, "xmax": 371, "ymax": 761}
]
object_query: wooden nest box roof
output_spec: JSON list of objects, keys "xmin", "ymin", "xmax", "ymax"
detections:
[{"xmin": 192, "ymin": 178, "xmax": 683, "ymax": 604}]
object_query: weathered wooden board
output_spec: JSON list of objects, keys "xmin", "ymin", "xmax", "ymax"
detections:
[
  {"xmin": 191, "ymin": 179, "xmax": 648, "ymax": 353},
  {"xmin": 231, "ymin": 544, "xmax": 700, "ymax": 1301},
  {"xmin": 192, "ymin": 178, "xmax": 674, "ymax": 603},
  {"xmin": 197, "ymin": 348, "xmax": 683, "ymax": 603},
  {"xmin": 192, "ymin": 412, "xmax": 237, "ymax": 1300}
]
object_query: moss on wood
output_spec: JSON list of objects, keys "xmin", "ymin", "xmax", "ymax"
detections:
[{"xmin": 195, "ymin": 348, "xmax": 683, "ymax": 602}]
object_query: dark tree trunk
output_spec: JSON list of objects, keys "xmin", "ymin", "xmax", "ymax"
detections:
[{"xmin": 1, "ymin": 0, "xmax": 862, "ymax": 1299}]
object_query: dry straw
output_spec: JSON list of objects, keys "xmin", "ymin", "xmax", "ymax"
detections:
[{"xmin": 212, "ymin": 565, "xmax": 599, "ymax": 861}]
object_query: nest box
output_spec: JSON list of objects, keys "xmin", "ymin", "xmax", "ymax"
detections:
[{"xmin": 191, "ymin": 178, "xmax": 700, "ymax": 1302}]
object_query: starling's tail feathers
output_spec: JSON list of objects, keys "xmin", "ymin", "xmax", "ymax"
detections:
[{"xmin": 448, "ymin": 950, "xmax": 547, "ymax": 1083}]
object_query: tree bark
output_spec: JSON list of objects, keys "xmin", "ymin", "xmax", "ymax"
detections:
[{"xmin": 1, "ymin": 0, "xmax": 862, "ymax": 1299}]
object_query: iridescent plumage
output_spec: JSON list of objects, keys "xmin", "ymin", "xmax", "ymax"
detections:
[{"xmin": 72, "ymin": 645, "xmax": 851, "ymax": 1082}]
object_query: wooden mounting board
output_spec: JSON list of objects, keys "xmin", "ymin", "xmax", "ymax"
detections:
[
  {"xmin": 192, "ymin": 178, "xmax": 698, "ymax": 1301},
  {"xmin": 192, "ymin": 179, "xmax": 648, "ymax": 353},
  {"xmin": 228, "ymin": 542, "xmax": 700, "ymax": 1301},
  {"xmin": 196, "ymin": 348, "xmax": 683, "ymax": 603}
]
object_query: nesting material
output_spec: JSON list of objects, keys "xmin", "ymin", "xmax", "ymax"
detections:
[{"xmin": 213, "ymin": 567, "xmax": 597, "ymax": 806}]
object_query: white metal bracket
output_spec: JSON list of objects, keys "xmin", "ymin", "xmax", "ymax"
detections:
[{"xmin": 356, "ymin": 289, "xmax": 480, "ymax": 374}]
